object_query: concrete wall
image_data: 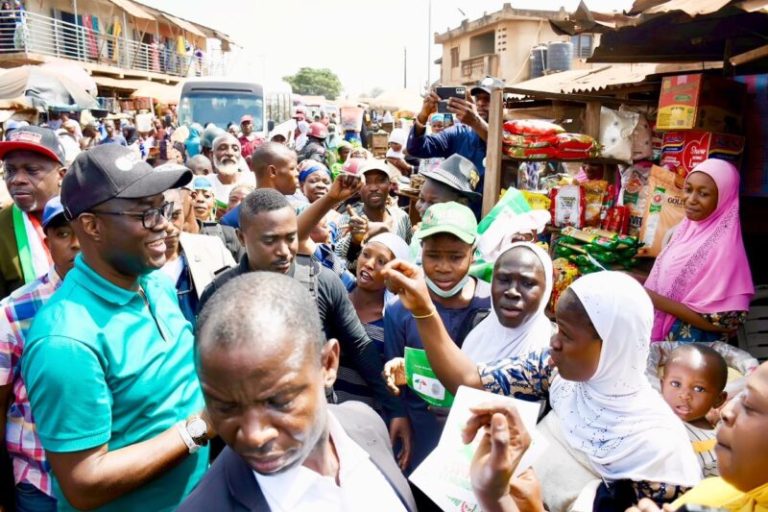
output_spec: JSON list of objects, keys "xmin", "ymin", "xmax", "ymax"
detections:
[{"xmin": 439, "ymin": 16, "xmax": 602, "ymax": 86}]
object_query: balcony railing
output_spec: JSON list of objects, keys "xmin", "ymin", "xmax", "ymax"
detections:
[
  {"xmin": 0, "ymin": 9, "xmax": 222, "ymax": 77},
  {"xmin": 461, "ymin": 54, "xmax": 499, "ymax": 81}
]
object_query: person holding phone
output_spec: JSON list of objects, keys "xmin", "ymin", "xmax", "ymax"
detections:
[{"xmin": 407, "ymin": 77, "xmax": 501, "ymax": 206}]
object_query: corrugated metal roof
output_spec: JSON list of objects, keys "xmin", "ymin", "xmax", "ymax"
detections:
[
  {"xmin": 631, "ymin": 0, "xmax": 768, "ymax": 15},
  {"xmin": 509, "ymin": 63, "xmax": 721, "ymax": 95}
]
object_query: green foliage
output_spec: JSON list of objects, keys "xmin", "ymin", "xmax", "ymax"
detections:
[{"xmin": 283, "ymin": 67, "xmax": 343, "ymax": 100}]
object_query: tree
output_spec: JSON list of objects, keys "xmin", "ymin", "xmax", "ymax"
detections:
[
  {"xmin": 283, "ymin": 67, "xmax": 343, "ymax": 100},
  {"xmin": 368, "ymin": 87, "xmax": 385, "ymax": 98}
]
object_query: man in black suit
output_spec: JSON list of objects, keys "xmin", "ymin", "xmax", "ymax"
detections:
[{"xmin": 179, "ymin": 272, "xmax": 416, "ymax": 511}]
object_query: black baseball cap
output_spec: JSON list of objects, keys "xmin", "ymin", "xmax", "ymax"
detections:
[
  {"xmin": 62, "ymin": 144, "xmax": 192, "ymax": 220},
  {"xmin": 420, "ymin": 154, "xmax": 482, "ymax": 200},
  {"xmin": 0, "ymin": 126, "xmax": 66, "ymax": 164},
  {"xmin": 470, "ymin": 76, "xmax": 504, "ymax": 97}
]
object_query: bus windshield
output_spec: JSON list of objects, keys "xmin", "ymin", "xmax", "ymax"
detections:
[{"xmin": 178, "ymin": 91, "xmax": 264, "ymax": 131}]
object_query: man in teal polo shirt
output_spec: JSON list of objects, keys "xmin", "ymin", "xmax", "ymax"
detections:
[{"xmin": 21, "ymin": 145, "xmax": 213, "ymax": 511}]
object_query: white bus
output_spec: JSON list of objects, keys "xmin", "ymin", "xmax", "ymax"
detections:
[{"xmin": 178, "ymin": 78, "xmax": 292, "ymax": 137}]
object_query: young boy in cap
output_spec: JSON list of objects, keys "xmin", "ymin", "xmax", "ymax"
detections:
[
  {"xmin": 0, "ymin": 126, "xmax": 68, "ymax": 298},
  {"xmin": 0, "ymin": 196, "xmax": 79, "ymax": 511},
  {"xmin": 383, "ymin": 202, "xmax": 490, "ymax": 475},
  {"xmin": 21, "ymin": 145, "xmax": 212, "ymax": 512}
]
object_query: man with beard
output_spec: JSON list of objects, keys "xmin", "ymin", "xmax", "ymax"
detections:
[
  {"xmin": 208, "ymin": 134, "xmax": 255, "ymax": 211},
  {"xmin": 0, "ymin": 126, "xmax": 68, "ymax": 298},
  {"xmin": 178, "ymin": 273, "xmax": 415, "ymax": 511}
]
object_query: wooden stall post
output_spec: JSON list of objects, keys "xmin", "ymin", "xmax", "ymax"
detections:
[
  {"xmin": 584, "ymin": 100, "xmax": 601, "ymax": 139},
  {"xmin": 482, "ymin": 88, "xmax": 504, "ymax": 216}
]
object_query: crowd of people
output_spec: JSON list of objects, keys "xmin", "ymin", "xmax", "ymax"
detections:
[{"xmin": 0, "ymin": 76, "xmax": 765, "ymax": 512}]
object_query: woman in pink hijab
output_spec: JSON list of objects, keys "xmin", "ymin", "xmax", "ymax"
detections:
[{"xmin": 645, "ymin": 159, "xmax": 754, "ymax": 342}]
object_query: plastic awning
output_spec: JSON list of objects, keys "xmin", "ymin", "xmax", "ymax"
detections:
[
  {"xmin": 161, "ymin": 13, "xmax": 207, "ymax": 38},
  {"xmin": 108, "ymin": 0, "xmax": 155, "ymax": 21}
]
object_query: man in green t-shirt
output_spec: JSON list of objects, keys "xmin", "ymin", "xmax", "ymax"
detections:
[{"xmin": 22, "ymin": 145, "xmax": 214, "ymax": 512}]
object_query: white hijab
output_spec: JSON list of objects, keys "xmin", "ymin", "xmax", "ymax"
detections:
[
  {"xmin": 462, "ymin": 242, "xmax": 553, "ymax": 363},
  {"xmin": 550, "ymin": 271, "xmax": 701, "ymax": 485}
]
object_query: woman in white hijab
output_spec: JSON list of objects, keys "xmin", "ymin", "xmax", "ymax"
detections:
[
  {"xmin": 381, "ymin": 265, "xmax": 701, "ymax": 509},
  {"xmin": 462, "ymin": 242, "xmax": 553, "ymax": 362}
]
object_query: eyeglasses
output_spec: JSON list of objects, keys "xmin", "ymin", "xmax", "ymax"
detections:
[{"xmin": 91, "ymin": 201, "xmax": 174, "ymax": 229}]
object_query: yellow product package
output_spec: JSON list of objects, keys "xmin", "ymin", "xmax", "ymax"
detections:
[{"xmin": 637, "ymin": 165, "xmax": 686, "ymax": 257}]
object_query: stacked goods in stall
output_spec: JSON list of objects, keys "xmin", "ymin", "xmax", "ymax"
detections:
[
  {"xmin": 637, "ymin": 165, "xmax": 686, "ymax": 257},
  {"xmin": 660, "ymin": 130, "xmax": 745, "ymax": 186},
  {"xmin": 656, "ymin": 74, "xmax": 745, "ymax": 133},
  {"xmin": 554, "ymin": 226, "xmax": 641, "ymax": 274},
  {"xmin": 502, "ymin": 120, "xmax": 600, "ymax": 160}
]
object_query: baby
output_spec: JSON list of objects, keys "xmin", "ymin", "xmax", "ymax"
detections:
[{"xmin": 661, "ymin": 344, "xmax": 728, "ymax": 477}]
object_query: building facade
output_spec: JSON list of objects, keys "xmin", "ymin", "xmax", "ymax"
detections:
[{"xmin": 436, "ymin": 4, "xmax": 600, "ymax": 86}]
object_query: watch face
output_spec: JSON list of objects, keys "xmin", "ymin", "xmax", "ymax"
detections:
[{"xmin": 188, "ymin": 418, "xmax": 207, "ymax": 439}]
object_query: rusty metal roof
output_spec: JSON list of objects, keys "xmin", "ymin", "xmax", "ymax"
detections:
[
  {"xmin": 508, "ymin": 63, "xmax": 721, "ymax": 96},
  {"xmin": 629, "ymin": 0, "xmax": 768, "ymax": 15}
]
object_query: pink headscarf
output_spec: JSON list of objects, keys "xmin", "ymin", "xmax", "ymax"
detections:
[{"xmin": 645, "ymin": 159, "xmax": 754, "ymax": 341}]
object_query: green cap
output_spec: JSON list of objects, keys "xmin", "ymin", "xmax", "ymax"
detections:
[{"xmin": 415, "ymin": 202, "xmax": 477, "ymax": 244}]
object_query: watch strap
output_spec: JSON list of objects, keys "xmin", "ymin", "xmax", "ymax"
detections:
[{"xmin": 176, "ymin": 420, "xmax": 200, "ymax": 454}]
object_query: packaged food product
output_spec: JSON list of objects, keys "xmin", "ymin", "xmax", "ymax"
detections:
[
  {"xmin": 504, "ymin": 119, "xmax": 565, "ymax": 137},
  {"xmin": 504, "ymin": 145, "xmax": 558, "ymax": 160},
  {"xmin": 555, "ymin": 132, "xmax": 599, "ymax": 152},
  {"xmin": 521, "ymin": 190, "xmax": 551, "ymax": 210},
  {"xmin": 550, "ymin": 258, "xmax": 580, "ymax": 312},
  {"xmin": 583, "ymin": 180, "xmax": 608, "ymax": 227},
  {"xmin": 550, "ymin": 185, "xmax": 585, "ymax": 228},
  {"xmin": 599, "ymin": 106, "xmax": 638, "ymax": 162},
  {"xmin": 503, "ymin": 132, "xmax": 558, "ymax": 148},
  {"xmin": 620, "ymin": 163, "xmax": 652, "ymax": 236},
  {"xmin": 637, "ymin": 165, "xmax": 686, "ymax": 257}
]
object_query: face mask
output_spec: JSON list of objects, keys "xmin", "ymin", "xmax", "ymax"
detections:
[{"xmin": 425, "ymin": 274, "xmax": 470, "ymax": 298}]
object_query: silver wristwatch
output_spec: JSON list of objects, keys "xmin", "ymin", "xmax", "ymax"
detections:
[{"xmin": 177, "ymin": 417, "xmax": 209, "ymax": 453}]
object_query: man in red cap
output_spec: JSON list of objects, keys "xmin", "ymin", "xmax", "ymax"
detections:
[
  {"xmin": 238, "ymin": 114, "xmax": 263, "ymax": 161},
  {"xmin": 0, "ymin": 126, "xmax": 67, "ymax": 298}
]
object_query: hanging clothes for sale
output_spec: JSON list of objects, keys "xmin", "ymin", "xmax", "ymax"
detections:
[
  {"xmin": 82, "ymin": 15, "xmax": 98, "ymax": 59},
  {"xmin": 108, "ymin": 17, "xmax": 121, "ymax": 62}
]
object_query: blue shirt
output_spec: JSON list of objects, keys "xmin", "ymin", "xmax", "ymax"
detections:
[
  {"xmin": 406, "ymin": 123, "xmax": 487, "ymax": 178},
  {"xmin": 383, "ymin": 279, "xmax": 491, "ymax": 471},
  {"xmin": 21, "ymin": 256, "xmax": 208, "ymax": 512}
]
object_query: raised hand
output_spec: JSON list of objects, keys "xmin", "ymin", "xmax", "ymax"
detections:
[
  {"xmin": 380, "ymin": 259, "xmax": 434, "ymax": 317},
  {"xmin": 345, "ymin": 205, "xmax": 369, "ymax": 244},
  {"xmin": 328, "ymin": 174, "xmax": 362, "ymax": 204}
]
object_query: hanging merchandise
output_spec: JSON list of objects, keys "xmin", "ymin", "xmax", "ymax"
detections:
[
  {"xmin": 637, "ymin": 165, "xmax": 686, "ymax": 257},
  {"xmin": 599, "ymin": 106, "xmax": 638, "ymax": 162},
  {"xmin": 622, "ymin": 106, "xmax": 653, "ymax": 161}
]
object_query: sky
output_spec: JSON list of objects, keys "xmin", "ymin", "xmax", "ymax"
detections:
[{"xmin": 153, "ymin": 0, "xmax": 635, "ymax": 97}]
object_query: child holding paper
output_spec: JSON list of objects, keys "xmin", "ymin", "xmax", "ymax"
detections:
[{"xmin": 383, "ymin": 202, "xmax": 490, "ymax": 473}]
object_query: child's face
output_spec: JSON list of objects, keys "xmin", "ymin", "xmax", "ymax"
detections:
[{"xmin": 662, "ymin": 361, "xmax": 725, "ymax": 423}]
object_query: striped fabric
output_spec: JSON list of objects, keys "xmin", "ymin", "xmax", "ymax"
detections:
[
  {"xmin": 0, "ymin": 267, "xmax": 60, "ymax": 497},
  {"xmin": 685, "ymin": 422, "xmax": 719, "ymax": 477}
]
